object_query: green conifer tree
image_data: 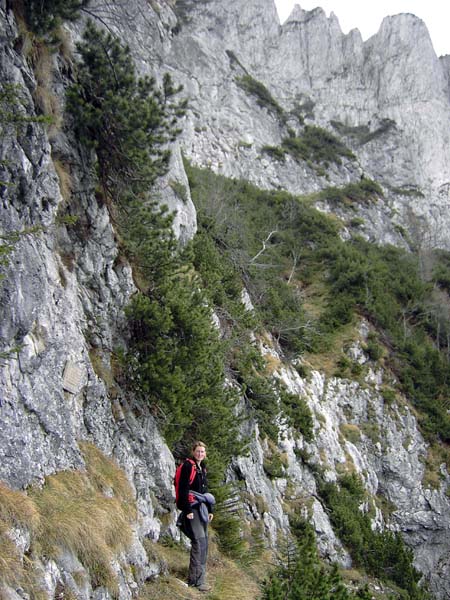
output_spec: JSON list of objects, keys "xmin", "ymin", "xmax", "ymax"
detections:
[
  {"xmin": 262, "ymin": 575, "xmax": 285, "ymax": 600},
  {"xmin": 67, "ymin": 21, "xmax": 187, "ymax": 206},
  {"xmin": 23, "ymin": 0, "xmax": 90, "ymax": 34},
  {"xmin": 262, "ymin": 520, "xmax": 377, "ymax": 600}
]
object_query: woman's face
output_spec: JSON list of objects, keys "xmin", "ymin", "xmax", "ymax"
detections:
[{"xmin": 193, "ymin": 445, "xmax": 206, "ymax": 462}]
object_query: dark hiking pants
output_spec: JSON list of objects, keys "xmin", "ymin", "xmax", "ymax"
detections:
[{"xmin": 185, "ymin": 507, "xmax": 208, "ymax": 586}]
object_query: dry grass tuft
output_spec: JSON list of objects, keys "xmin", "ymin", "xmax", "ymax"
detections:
[
  {"xmin": 12, "ymin": 13, "xmax": 62, "ymax": 136},
  {"xmin": 54, "ymin": 25, "xmax": 74, "ymax": 64},
  {"xmin": 140, "ymin": 534, "xmax": 262, "ymax": 600},
  {"xmin": 0, "ymin": 521, "xmax": 25, "ymax": 587},
  {"xmin": 144, "ymin": 538, "xmax": 186, "ymax": 579},
  {"xmin": 303, "ymin": 322, "xmax": 359, "ymax": 377},
  {"xmin": 87, "ymin": 349, "xmax": 120, "ymax": 401},
  {"xmin": 29, "ymin": 444, "xmax": 136, "ymax": 594},
  {"xmin": 340, "ymin": 423, "xmax": 361, "ymax": 445},
  {"xmin": 139, "ymin": 576, "xmax": 198, "ymax": 600},
  {"xmin": 263, "ymin": 351, "xmax": 282, "ymax": 375},
  {"xmin": 0, "ymin": 480, "xmax": 39, "ymax": 531},
  {"xmin": 32, "ymin": 42, "xmax": 62, "ymax": 133},
  {"xmin": 422, "ymin": 444, "xmax": 450, "ymax": 490},
  {"xmin": 79, "ymin": 441, "xmax": 136, "ymax": 515},
  {"xmin": 0, "ymin": 481, "xmax": 40, "ymax": 589},
  {"xmin": 53, "ymin": 159, "xmax": 73, "ymax": 204}
]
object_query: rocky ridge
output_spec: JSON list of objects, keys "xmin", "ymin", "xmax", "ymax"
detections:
[{"xmin": 1, "ymin": 0, "xmax": 450, "ymax": 598}]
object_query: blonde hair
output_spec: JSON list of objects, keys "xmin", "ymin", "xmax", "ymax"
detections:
[{"xmin": 192, "ymin": 441, "xmax": 206, "ymax": 452}]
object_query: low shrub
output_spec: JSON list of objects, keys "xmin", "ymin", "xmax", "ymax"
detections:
[
  {"xmin": 331, "ymin": 118, "xmax": 396, "ymax": 145},
  {"xmin": 318, "ymin": 474, "xmax": 430, "ymax": 599},
  {"xmin": 282, "ymin": 125, "xmax": 355, "ymax": 166},
  {"xmin": 262, "ymin": 518, "xmax": 373, "ymax": 600},
  {"xmin": 236, "ymin": 75, "xmax": 284, "ymax": 119},
  {"xmin": 318, "ymin": 178, "xmax": 383, "ymax": 206},
  {"xmin": 23, "ymin": 0, "xmax": 90, "ymax": 35},
  {"xmin": 280, "ymin": 388, "xmax": 314, "ymax": 441},
  {"xmin": 187, "ymin": 164, "xmax": 450, "ymax": 443},
  {"xmin": 261, "ymin": 145, "xmax": 286, "ymax": 161}
]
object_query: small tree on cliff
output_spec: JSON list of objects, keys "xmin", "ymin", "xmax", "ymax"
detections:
[
  {"xmin": 67, "ymin": 21, "xmax": 188, "ymax": 283},
  {"xmin": 67, "ymin": 21, "xmax": 187, "ymax": 207},
  {"xmin": 23, "ymin": 0, "xmax": 91, "ymax": 35},
  {"xmin": 66, "ymin": 24, "xmax": 243, "ymax": 487}
]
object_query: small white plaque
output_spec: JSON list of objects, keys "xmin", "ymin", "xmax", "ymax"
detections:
[{"xmin": 62, "ymin": 360, "xmax": 83, "ymax": 394}]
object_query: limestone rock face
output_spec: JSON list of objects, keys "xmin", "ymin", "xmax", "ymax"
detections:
[
  {"xmin": 158, "ymin": 0, "xmax": 450, "ymax": 250},
  {"xmin": 0, "ymin": 3, "xmax": 178, "ymax": 596},
  {"xmin": 1, "ymin": 0, "xmax": 450, "ymax": 598},
  {"xmin": 271, "ymin": 342, "xmax": 450, "ymax": 598}
]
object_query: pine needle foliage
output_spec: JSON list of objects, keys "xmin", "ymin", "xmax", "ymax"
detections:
[
  {"xmin": 0, "ymin": 83, "xmax": 51, "ymax": 133},
  {"xmin": 318, "ymin": 178, "xmax": 383, "ymax": 206},
  {"xmin": 236, "ymin": 74, "xmax": 284, "ymax": 120},
  {"xmin": 318, "ymin": 474, "xmax": 431, "ymax": 600},
  {"xmin": 187, "ymin": 164, "xmax": 450, "ymax": 444},
  {"xmin": 187, "ymin": 162, "xmax": 332, "ymax": 356},
  {"xmin": 124, "ymin": 281, "xmax": 235, "ymax": 447},
  {"xmin": 282, "ymin": 125, "xmax": 356, "ymax": 166},
  {"xmin": 23, "ymin": 0, "xmax": 90, "ymax": 35},
  {"xmin": 262, "ymin": 519, "xmax": 372, "ymax": 600},
  {"xmin": 67, "ymin": 21, "xmax": 187, "ymax": 206},
  {"xmin": 188, "ymin": 164, "xmax": 317, "ymax": 443},
  {"xmin": 66, "ymin": 25, "xmax": 245, "ymax": 559}
]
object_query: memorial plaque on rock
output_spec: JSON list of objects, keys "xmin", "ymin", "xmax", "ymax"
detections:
[{"xmin": 62, "ymin": 360, "xmax": 83, "ymax": 394}]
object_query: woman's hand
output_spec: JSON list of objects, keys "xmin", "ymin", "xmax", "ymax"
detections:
[
  {"xmin": 208, "ymin": 513, "xmax": 214, "ymax": 522},
  {"xmin": 187, "ymin": 512, "xmax": 194, "ymax": 520}
]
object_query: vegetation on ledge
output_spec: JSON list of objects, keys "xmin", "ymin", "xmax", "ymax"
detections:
[
  {"xmin": 281, "ymin": 125, "xmax": 356, "ymax": 166},
  {"xmin": 262, "ymin": 125, "xmax": 356, "ymax": 168},
  {"xmin": 236, "ymin": 74, "xmax": 285, "ymax": 120},
  {"xmin": 22, "ymin": 0, "xmax": 91, "ymax": 35},
  {"xmin": 187, "ymin": 164, "xmax": 450, "ymax": 444}
]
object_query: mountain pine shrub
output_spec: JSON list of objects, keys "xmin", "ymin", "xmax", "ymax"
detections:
[
  {"xmin": 236, "ymin": 74, "xmax": 285, "ymax": 120},
  {"xmin": 432, "ymin": 250, "xmax": 450, "ymax": 293},
  {"xmin": 282, "ymin": 125, "xmax": 355, "ymax": 166},
  {"xmin": 67, "ymin": 21, "xmax": 187, "ymax": 206},
  {"xmin": 318, "ymin": 178, "xmax": 383, "ymax": 206},
  {"xmin": 23, "ymin": 0, "xmax": 90, "ymax": 35},
  {"xmin": 262, "ymin": 518, "xmax": 373, "ymax": 600},
  {"xmin": 187, "ymin": 164, "xmax": 450, "ymax": 444},
  {"xmin": 318, "ymin": 474, "xmax": 431, "ymax": 599},
  {"xmin": 66, "ymin": 24, "xmax": 246, "ymax": 558}
]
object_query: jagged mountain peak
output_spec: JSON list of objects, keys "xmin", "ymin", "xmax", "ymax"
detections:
[
  {"xmin": 285, "ymin": 3, "xmax": 322, "ymax": 22},
  {"xmin": 373, "ymin": 12, "xmax": 436, "ymax": 52},
  {"xmin": 164, "ymin": 0, "xmax": 450, "ymax": 249},
  {"xmin": 282, "ymin": 3, "xmax": 341, "ymax": 33},
  {"xmin": 284, "ymin": 3, "xmax": 341, "ymax": 27}
]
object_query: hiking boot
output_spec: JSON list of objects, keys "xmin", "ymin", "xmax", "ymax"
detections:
[{"xmin": 197, "ymin": 583, "xmax": 211, "ymax": 592}]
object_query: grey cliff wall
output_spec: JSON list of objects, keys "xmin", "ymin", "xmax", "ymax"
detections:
[
  {"xmin": 161, "ymin": 0, "xmax": 450, "ymax": 250},
  {"xmin": 0, "ymin": 2, "xmax": 182, "ymax": 596}
]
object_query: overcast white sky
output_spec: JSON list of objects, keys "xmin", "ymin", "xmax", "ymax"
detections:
[{"xmin": 274, "ymin": 1, "xmax": 450, "ymax": 56}]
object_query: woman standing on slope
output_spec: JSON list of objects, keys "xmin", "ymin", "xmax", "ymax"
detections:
[{"xmin": 177, "ymin": 441, "xmax": 214, "ymax": 592}]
